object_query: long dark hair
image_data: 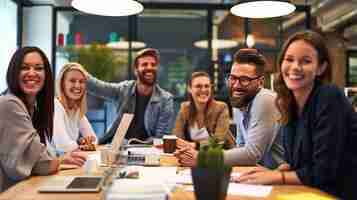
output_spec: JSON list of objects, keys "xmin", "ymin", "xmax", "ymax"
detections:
[
  {"xmin": 6, "ymin": 46, "xmax": 54, "ymax": 144},
  {"xmin": 274, "ymin": 30, "xmax": 332, "ymax": 125},
  {"xmin": 187, "ymin": 71, "xmax": 213, "ymax": 126}
]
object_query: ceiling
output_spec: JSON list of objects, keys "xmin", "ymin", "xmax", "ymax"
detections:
[
  {"xmin": 29, "ymin": 0, "xmax": 357, "ymax": 45},
  {"xmin": 30, "ymin": 0, "xmax": 315, "ymax": 7}
]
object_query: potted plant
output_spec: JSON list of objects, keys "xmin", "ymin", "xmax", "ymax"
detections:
[
  {"xmin": 64, "ymin": 44, "xmax": 127, "ymax": 108},
  {"xmin": 65, "ymin": 43, "xmax": 127, "ymax": 82},
  {"xmin": 191, "ymin": 137, "xmax": 232, "ymax": 200}
]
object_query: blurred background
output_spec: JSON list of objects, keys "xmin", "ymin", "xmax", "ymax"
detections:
[{"xmin": 2, "ymin": 0, "xmax": 357, "ymax": 138}]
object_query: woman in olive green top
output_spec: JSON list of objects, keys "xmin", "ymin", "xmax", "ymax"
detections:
[{"xmin": 172, "ymin": 71, "xmax": 235, "ymax": 154}]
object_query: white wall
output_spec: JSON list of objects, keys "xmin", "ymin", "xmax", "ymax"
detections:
[
  {"xmin": 0, "ymin": 0, "xmax": 17, "ymax": 92},
  {"xmin": 22, "ymin": 5, "xmax": 53, "ymax": 64}
]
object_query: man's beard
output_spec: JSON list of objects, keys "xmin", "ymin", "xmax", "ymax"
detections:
[
  {"xmin": 229, "ymin": 88, "xmax": 258, "ymax": 109},
  {"xmin": 137, "ymin": 70, "xmax": 157, "ymax": 86}
]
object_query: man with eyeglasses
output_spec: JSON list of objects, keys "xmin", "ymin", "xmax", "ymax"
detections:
[
  {"xmin": 175, "ymin": 48, "xmax": 284, "ymax": 169},
  {"xmin": 224, "ymin": 48, "xmax": 284, "ymax": 168}
]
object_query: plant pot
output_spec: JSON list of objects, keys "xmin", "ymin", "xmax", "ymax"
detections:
[{"xmin": 191, "ymin": 167, "xmax": 232, "ymax": 200}]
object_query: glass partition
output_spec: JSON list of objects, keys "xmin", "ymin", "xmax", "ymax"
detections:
[
  {"xmin": 137, "ymin": 9, "xmax": 208, "ymax": 105},
  {"xmin": 0, "ymin": 0, "xmax": 18, "ymax": 93},
  {"xmin": 347, "ymin": 51, "xmax": 357, "ymax": 86},
  {"xmin": 56, "ymin": 11, "xmax": 130, "ymax": 136},
  {"xmin": 54, "ymin": 4, "xmax": 310, "ymax": 137}
]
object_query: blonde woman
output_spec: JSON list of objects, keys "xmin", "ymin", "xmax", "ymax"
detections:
[{"xmin": 53, "ymin": 62, "xmax": 97, "ymax": 153}]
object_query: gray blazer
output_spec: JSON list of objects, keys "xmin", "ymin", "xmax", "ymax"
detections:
[
  {"xmin": 0, "ymin": 94, "xmax": 55, "ymax": 192},
  {"xmin": 224, "ymin": 88, "xmax": 284, "ymax": 168}
]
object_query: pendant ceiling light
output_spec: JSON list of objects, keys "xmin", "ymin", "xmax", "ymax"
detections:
[
  {"xmin": 72, "ymin": 0, "xmax": 144, "ymax": 17},
  {"xmin": 230, "ymin": 0, "xmax": 296, "ymax": 18},
  {"xmin": 107, "ymin": 41, "xmax": 146, "ymax": 50},
  {"xmin": 194, "ymin": 39, "xmax": 238, "ymax": 49}
]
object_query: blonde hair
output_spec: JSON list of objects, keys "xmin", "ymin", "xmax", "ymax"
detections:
[{"xmin": 56, "ymin": 62, "xmax": 87, "ymax": 118}]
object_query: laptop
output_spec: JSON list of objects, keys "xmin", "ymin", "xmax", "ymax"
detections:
[
  {"xmin": 38, "ymin": 176, "xmax": 103, "ymax": 193},
  {"xmin": 111, "ymin": 113, "xmax": 134, "ymax": 150},
  {"xmin": 100, "ymin": 113, "xmax": 134, "ymax": 166},
  {"xmin": 37, "ymin": 113, "xmax": 134, "ymax": 193}
]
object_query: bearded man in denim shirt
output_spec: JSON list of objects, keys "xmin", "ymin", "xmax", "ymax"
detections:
[{"xmin": 86, "ymin": 48, "xmax": 175, "ymax": 144}]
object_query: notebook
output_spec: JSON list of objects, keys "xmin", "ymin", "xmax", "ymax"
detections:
[{"xmin": 38, "ymin": 176, "xmax": 103, "ymax": 193}]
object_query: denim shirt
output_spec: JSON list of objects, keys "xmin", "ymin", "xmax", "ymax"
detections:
[{"xmin": 86, "ymin": 77, "xmax": 175, "ymax": 144}]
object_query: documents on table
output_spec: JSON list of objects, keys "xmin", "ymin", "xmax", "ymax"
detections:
[
  {"xmin": 105, "ymin": 179, "xmax": 173, "ymax": 200},
  {"xmin": 126, "ymin": 147, "xmax": 161, "ymax": 155},
  {"xmin": 175, "ymin": 169, "xmax": 242, "ymax": 185},
  {"xmin": 126, "ymin": 146, "xmax": 173, "ymax": 156},
  {"xmin": 178, "ymin": 169, "xmax": 272, "ymax": 198},
  {"xmin": 123, "ymin": 166, "xmax": 177, "ymax": 182},
  {"xmin": 105, "ymin": 166, "xmax": 177, "ymax": 200},
  {"xmin": 185, "ymin": 183, "xmax": 272, "ymax": 198}
]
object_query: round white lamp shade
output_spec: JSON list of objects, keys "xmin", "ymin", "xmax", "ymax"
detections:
[
  {"xmin": 230, "ymin": 0, "xmax": 296, "ymax": 18},
  {"xmin": 107, "ymin": 41, "xmax": 146, "ymax": 50},
  {"xmin": 72, "ymin": 0, "xmax": 144, "ymax": 16},
  {"xmin": 194, "ymin": 39, "xmax": 239, "ymax": 49}
]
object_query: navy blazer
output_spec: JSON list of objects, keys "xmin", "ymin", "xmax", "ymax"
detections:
[{"xmin": 281, "ymin": 81, "xmax": 357, "ymax": 199}]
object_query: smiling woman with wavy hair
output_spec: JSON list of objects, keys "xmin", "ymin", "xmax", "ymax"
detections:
[
  {"xmin": 274, "ymin": 31, "xmax": 332, "ymax": 125},
  {"xmin": 234, "ymin": 31, "xmax": 357, "ymax": 200}
]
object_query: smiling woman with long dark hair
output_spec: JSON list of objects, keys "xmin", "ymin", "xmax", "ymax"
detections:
[
  {"xmin": 234, "ymin": 31, "xmax": 357, "ymax": 200},
  {"xmin": 0, "ymin": 47, "xmax": 86, "ymax": 192}
]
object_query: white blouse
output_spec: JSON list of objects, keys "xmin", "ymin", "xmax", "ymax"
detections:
[
  {"xmin": 189, "ymin": 123, "xmax": 210, "ymax": 142},
  {"xmin": 53, "ymin": 99, "xmax": 97, "ymax": 152}
]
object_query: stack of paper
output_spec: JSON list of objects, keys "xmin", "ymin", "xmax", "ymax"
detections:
[
  {"xmin": 122, "ymin": 166, "xmax": 177, "ymax": 182},
  {"xmin": 105, "ymin": 179, "xmax": 172, "ymax": 200},
  {"xmin": 126, "ymin": 147, "xmax": 162, "ymax": 156},
  {"xmin": 105, "ymin": 166, "xmax": 178, "ymax": 200},
  {"xmin": 175, "ymin": 169, "xmax": 242, "ymax": 185}
]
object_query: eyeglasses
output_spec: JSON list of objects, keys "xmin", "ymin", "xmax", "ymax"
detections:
[
  {"xmin": 228, "ymin": 74, "xmax": 261, "ymax": 87},
  {"xmin": 192, "ymin": 84, "xmax": 211, "ymax": 90}
]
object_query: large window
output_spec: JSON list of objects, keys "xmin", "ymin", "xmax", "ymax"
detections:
[
  {"xmin": 347, "ymin": 51, "xmax": 357, "ymax": 86},
  {"xmin": 137, "ymin": 9, "xmax": 208, "ymax": 103},
  {"xmin": 0, "ymin": 0, "xmax": 18, "ymax": 92},
  {"xmin": 54, "ymin": 3, "xmax": 310, "ymax": 137},
  {"xmin": 56, "ymin": 10, "xmax": 131, "ymax": 136}
]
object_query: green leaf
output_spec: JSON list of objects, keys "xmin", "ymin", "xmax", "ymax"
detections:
[{"xmin": 64, "ymin": 43, "xmax": 127, "ymax": 81}]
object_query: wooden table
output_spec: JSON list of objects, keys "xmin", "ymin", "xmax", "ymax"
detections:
[{"xmin": 0, "ymin": 154, "xmax": 337, "ymax": 200}]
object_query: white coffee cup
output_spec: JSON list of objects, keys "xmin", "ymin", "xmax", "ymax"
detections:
[{"xmin": 84, "ymin": 157, "xmax": 98, "ymax": 174}]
